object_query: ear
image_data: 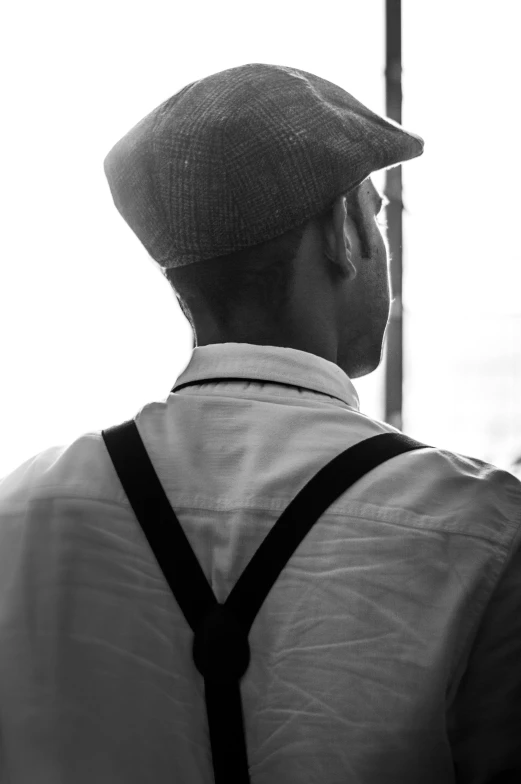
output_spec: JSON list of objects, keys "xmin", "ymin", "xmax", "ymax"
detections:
[{"xmin": 324, "ymin": 194, "xmax": 357, "ymax": 282}]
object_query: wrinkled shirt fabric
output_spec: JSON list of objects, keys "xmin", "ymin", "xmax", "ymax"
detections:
[{"xmin": 0, "ymin": 343, "xmax": 520, "ymax": 784}]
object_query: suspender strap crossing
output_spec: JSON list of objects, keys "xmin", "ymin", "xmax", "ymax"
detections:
[{"xmin": 102, "ymin": 419, "xmax": 429, "ymax": 784}]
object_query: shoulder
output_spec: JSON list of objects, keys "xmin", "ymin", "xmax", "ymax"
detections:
[
  {"xmin": 0, "ymin": 431, "xmax": 114, "ymax": 509},
  {"xmin": 351, "ymin": 418, "xmax": 521, "ymax": 545}
]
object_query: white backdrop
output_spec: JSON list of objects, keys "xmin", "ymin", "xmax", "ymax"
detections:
[{"xmin": 1, "ymin": 0, "xmax": 520, "ymax": 478}]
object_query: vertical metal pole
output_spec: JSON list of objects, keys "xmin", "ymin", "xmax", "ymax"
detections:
[{"xmin": 384, "ymin": 0, "xmax": 404, "ymax": 430}]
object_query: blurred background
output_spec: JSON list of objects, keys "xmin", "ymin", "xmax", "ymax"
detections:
[{"xmin": 1, "ymin": 0, "xmax": 520, "ymax": 479}]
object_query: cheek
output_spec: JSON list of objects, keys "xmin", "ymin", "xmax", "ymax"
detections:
[
  {"xmin": 372, "ymin": 257, "xmax": 392, "ymax": 324},
  {"xmin": 377, "ymin": 235, "xmax": 391, "ymax": 296},
  {"xmin": 378, "ymin": 228, "xmax": 390, "ymax": 265}
]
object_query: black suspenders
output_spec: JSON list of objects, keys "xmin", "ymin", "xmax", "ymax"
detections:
[{"xmin": 101, "ymin": 418, "xmax": 429, "ymax": 784}]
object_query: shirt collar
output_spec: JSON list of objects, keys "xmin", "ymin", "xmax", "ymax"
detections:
[{"xmin": 171, "ymin": 342, "xmax": 360, "ymax": 411}]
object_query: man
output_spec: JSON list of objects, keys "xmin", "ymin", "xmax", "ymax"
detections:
[{"xmin": 0, "ymin": 63, "xmax": 520, "ymax": 783}]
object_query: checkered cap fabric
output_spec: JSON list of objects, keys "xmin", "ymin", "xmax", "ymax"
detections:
[{"xmin": 104, "ymin": 63, "xmax": 424, "ymax": 269}]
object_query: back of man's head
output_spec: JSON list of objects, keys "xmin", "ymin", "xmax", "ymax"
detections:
[
  {"xmin": 163, "ymin": 185, "xmax": 367, "ymax": 339},
  {"xmin": 103, "ymin": 63, "xmax": 422, "ymax": 373}
]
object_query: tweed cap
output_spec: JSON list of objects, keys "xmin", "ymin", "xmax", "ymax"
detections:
[{"xmin": 104, "ymin": 63, "xmax": 424, "ymax": 269}]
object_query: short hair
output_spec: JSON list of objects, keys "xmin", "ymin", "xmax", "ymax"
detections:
[{"xmin": 162, "ymin": 185, "xmax": 367, "ymax": 332}]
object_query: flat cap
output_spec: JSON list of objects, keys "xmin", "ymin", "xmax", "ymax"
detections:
[{"xmin": 104, "ymin": 62, "xmax": 424, "ymax": 269}]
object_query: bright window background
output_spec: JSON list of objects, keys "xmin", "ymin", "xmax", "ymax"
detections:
[
  {"xmin": 402, "ymin": 0, "xmax": 521, "ymax": 475},
  {"xmin": 0, "ymin": 1, "xmax": 519, "ymax": 480}
]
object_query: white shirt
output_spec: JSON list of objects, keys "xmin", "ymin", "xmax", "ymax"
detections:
[{"xmin": 0, "ymin": 342, "xmax": 520, "ymax": 784}]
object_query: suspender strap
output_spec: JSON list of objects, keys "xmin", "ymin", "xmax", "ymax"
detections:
[{"xmin": 102, "ymin": 419, "xmax": 429, "ymax": 784}]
